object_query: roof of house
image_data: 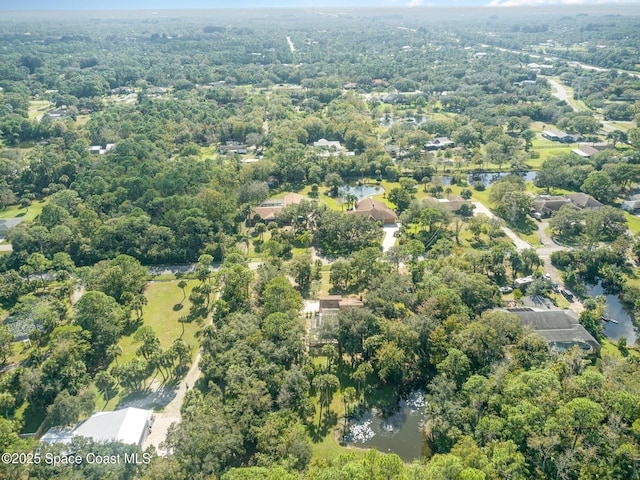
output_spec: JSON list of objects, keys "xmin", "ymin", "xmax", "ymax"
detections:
[
  {"xmin": 566, "ymin": 192, "xmax": 603, "ymax": 209},
  {"xmin": 351, "ymin": 198, "xmax": 398, "ymax": 224},
  {"xmin": 572, "ymin": 145, "xmax": 599, "ymax": 157},
  {"xmin": 251, "ymin": 193, "xmax": 305, "ymax": 222},
  {"xmin": 40, "ymin": 426, "xmax": 75, "ymax": 445},
  {"xmin": 504, "ymin": 307, "xmax": 600, "ymax": 351},
  {"xmin": 533, "ymin": 196, "xmax": 570, "ymax": 215},
  {"xmin": 0, "ymin": 218, "xmax": 23, "ymax": 232},
  {"xmin": 73, "ymin": 407, "xmax": 153, "ymax": 446},
  {"xmin": 313, "ymin": 139, "xmax": 342, "ymax": 150},
  {"xmin": 622, "ymin": 200, "xmax": 640, "ymax": 211},
  {"xmin": 436, "ymin": 196, "xmax": 473, "ymax": 212}
]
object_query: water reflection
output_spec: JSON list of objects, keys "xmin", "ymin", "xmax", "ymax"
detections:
[
  {"xmin": 586, "ymin": 283, "xmax": 638, "ymax": 344},
  {"xmin": 340, "ymin": 184, "xmax": 384, "ymax": 200},
  {"xmin": 346, "ymin": 391, "xmax": 426, "ymax": 462}
]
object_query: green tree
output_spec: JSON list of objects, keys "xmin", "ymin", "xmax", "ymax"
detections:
[
  {"xmin": 75, "ymin": 291, "xmax": 125, "ymax": 370},
  {"xmin": 47, "ymin": 389, "xmax": 95, "ymax": 427},
  {"xmin": 0, "ymin": 325, "xmax": 13, "ymax": 365}
]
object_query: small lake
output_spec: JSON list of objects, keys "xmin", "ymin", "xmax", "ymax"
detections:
[
  {"xmin": 346, "ymin": 391, "xmax": 427, "ymax": 462},
  {"xmin": 439, "ymin": 171, "xmax": 537, "ymax": 187},
  {"xmin": 586, "ymin": 283, "xmax": 637, "ymax": 344},
  {"xmin": 341, "ymin": 184, "xmax": 384, "ymax": 200}
]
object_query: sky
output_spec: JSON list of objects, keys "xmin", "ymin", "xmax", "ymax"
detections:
[{"xmin": 2, "ymin": 0, "xmax": 639, "ymax": 9}]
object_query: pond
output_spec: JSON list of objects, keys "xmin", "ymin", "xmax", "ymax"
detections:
[
  {"xmin": 439, "ymin": 171, "xmax": 537, "ymax": 187},
  {"xmin": 586, "ymin": 283, "xmax": 638, "ymax": 344},
  {"xmin": 346, "ymin": 391, "xmax": 428, "ymax": 462},
  {"xmin": 341, "ymin": 184, "xmax": 384, "ymax": 201}
]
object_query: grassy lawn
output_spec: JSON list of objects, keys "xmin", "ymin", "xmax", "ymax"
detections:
[
  {"xmin": 0, "ymin": 198, "xmax": 49, "ymax": 221},
  {"xmin": 28, "ymin": 100, "xmax": 50, "ymax": 119},
  {"xmin": 95, "ymin": 280, "xmax": 204, "ymax": 410},
  {"xmin": 623, "ymin": 211, "xmax": 640, "ymax": 235},
  {"xmin": 118, "ymin": 280, "xmax": 202, "ymax": 364}
]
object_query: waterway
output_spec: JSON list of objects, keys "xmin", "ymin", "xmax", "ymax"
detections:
[
  {"xmin": 346, "ymin": 391, "xmax": 427, "ymax": 462},
  {"xmin": 341, "ymin": 184, "xmax": 384, "ymax": 200},
  {"xmin": 586, "ymin": 283, "xmax": 638, "ymax": 344}
]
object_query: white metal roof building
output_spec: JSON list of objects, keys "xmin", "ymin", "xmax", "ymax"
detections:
[{"xmin": 41, "ymin": 407, "xmax": 153, "ymax": 447}]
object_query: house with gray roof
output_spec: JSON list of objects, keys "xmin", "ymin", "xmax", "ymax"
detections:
[
  {"xmin": 503, "ymin": 307, "xmax": 600, "ymax": 352},
  {"xmin": 566, "ymin": 192, "xmax": 603, "ymax": 210},
  {"xmin": 0, "ymin": 218, "xmax": 23, "ymax": 236}
]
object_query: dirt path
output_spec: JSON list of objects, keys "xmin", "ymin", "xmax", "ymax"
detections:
[
  {"xmin": 286, "ymin": 36, "xmax": 295, "ymax": 53},
  {"xmin": 140, "ymin": 349, "xmax": 204, "ymax": 455}
]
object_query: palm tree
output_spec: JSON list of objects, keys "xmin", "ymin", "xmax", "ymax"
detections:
[
  {"xmin": 177, "ymin": 280, "xmax": 188, "ymax": 304},
  {"xmin": 255, "ymin": 222, "xmax": 267, "ymax": 241},
  {"xmin": 107, "ymin": 344, "xmax": 122, "ymax": 367}
]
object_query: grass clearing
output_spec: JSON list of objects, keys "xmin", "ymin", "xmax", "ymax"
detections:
[
  {"xmin": 95, "ymin": 280, "xmax": 204, "ymax": 410},
  {"xmin": 0, "ymin": 198, "xmax": 49, "ymax": 221}
]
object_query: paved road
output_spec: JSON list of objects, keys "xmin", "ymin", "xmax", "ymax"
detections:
[
  {"xmin": 547, "ymin": 78, "xmax": 580, "ymax": 112},
  {"xmin": 472, "ymin": 202, "xmax": 531, "ymax": 252}
]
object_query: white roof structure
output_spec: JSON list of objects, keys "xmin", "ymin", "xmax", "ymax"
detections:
[
  {"xmin": 74, "ymin": 408, "xmax": 152, "ymax": 446},
  {"xmin": 41, "ymin": 407, "xmax": 153, "ymax": 447}
]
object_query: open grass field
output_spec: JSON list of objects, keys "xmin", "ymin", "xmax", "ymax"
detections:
[
  {"xmin": 0, "ymin": 198, "xmax": 49, "ymax": 221},
  {"xmin": 28, "ymin": 100, "xmax": 50, "ymax": 119},
  {"xmin": 116, "ymin": 280, "xmax": 202, "ymax": 365},
  {"xmin": 95, "ymin": 279, "xmax": 204, "ymax": 410}
]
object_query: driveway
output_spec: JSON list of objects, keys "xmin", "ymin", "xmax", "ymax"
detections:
[
  {"xmin": 382, "ymin": 223, "xmax": 400, "ymax": 252},
  {"xmin": 472, "ymin": 202, "xmax": 531, "ymax": 252}
]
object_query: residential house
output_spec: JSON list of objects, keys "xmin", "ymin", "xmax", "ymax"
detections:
[
  {"xmin": 504, "ymin": 307, "xmax": 600, "ymax": 352},
  {"xmin": 425, "ymin": 137, "xmax": 455, "ymax": 151},
  {"xmin": 219, "ymin": 142, "xmax": 251, "ymax": 154},
  {"xmin": 384, "ymin": 145, "xmax": 408, "ymax": 159},
  {"xmin": 436, "ymin": 195, "xmax": 474, "ymax": 215},
  {"xmin": 248, "ymin": 192, "xmax": 305, "ymax": 225},
  {"xmin": 319, "ymin": 295, "xmax": 364, "ymax": 314},
  {"xmin": 532, "ymin": 195, "xmax": 571, "ymax": 219},
  {"xmin": 313, "ymin": 139, "xmax": 342, "ymax": 151},
  {"xmin": 348, "ymin": 198, "xmax": 398, "ymax": 225},
  {"xmin": 46, "ymin": 108, "xmax": 68, "ymax": 119},
  {"xmin": 622, "ymin": 193, "xmax": 640, "ymax": 212},
  {"xmin": 542, "ymin": 129, "xmax": 580, "ymax": 143},
  {"xmin": 88, "ymin": 144, "xmax": 116, "ymax": 155},
  {"xmin": 0, "ymin": 218, "xmax": 23, "ymax": 237},
  {"xmin": 571, "ymin": 145, "xmax": 600, "ymax": 158},
  {"xmin": 566, "ymin": 193, "xmax": 603, "ymax": 210}
]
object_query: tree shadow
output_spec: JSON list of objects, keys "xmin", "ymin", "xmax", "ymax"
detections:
[
  {"xmin": 173, "ymin": 303, "xmax": 184, "ymax": 311},
  {"xmin": 308, "ymin": 410, "xmax": 339, "ymax": 442}
]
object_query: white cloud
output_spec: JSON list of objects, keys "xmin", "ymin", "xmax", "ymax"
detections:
[{"xmin": 407, "ymin": 0, "xmax": 424, "ymax": 6}]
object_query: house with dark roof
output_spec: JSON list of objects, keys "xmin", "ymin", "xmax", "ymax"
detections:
[
  {"xmin": 532, "ymin": 196, "xmax": 572, "ymax": 219},
  {"xmin": 319, "ymin": 295, "xmax": 364, "ymax": 314},
  {"xmin": 504, "ymin": 307, "xmax": 600, "ymax": 352},
  {"xmin": 566, "ymin": 193, "xmax": 603, "ymax": 210},
  {"xmin": 349, "ymin": 198, "xmax": 398, "ymax": 225}
]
